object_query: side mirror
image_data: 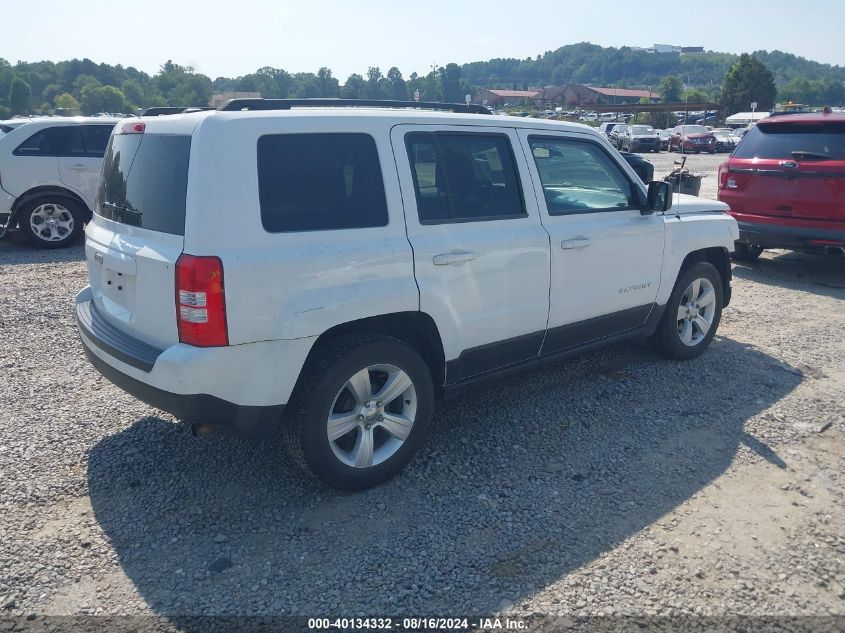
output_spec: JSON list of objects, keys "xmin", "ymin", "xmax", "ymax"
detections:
[{"xmin": 645, "ymin": 180, "xmax": 673, "ymax": 214}]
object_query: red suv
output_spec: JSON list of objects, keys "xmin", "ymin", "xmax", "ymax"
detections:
[
  {"xmin": 717, "ymin": 111, "xmax": 845, "ymax": 260},
  {"xmin": 669, "ymin": 125, "xmax": 716, "ymax": 154}
]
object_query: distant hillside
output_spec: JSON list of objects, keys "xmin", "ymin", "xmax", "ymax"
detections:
[
  {"xmin": 461, "ymin": 42, "xmax": 845, "ymax": 92},
  {"xmin": 2, "ymin": 42, "xmax": 843, "ymax": 116}
]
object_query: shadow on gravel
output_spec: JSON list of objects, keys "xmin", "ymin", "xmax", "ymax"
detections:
[
  {"xmin": 87, "ymin": 336, "xmax": 801, "ymax": 620},
  {"xmin": 732, "ymin": 251, "xmax": 845, "ymax": 298},
  {"xmin": 0, "ymin": 230, "xmax": 85, "ymax": 265}
]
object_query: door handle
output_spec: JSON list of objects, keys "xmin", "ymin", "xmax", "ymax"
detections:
[
  {"xmin": 67, "ymin": 164, "xmax": 88, "ymax": 170},
  {"xmin": 433, "ymin": 250, "xmax": 476, "ymax": 266},
  {"xmin": 561, "ymin": 236, "xmax": 592, "ymax": 250}
]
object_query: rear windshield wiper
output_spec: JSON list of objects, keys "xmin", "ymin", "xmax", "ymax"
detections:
[{"xmin": 791, "ymin": 150, "xmax": 832, "ymax": 161}]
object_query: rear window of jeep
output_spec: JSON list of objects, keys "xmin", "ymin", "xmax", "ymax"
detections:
[{"xmin": 257, "ymin": 133, "xmax": 388, "ymax": 233}]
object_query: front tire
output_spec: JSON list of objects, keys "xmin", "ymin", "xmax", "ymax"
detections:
[
  {"xmin": 18, "ymin": 197, "xmax": 85, "ymax": 249},
  {"xmin": 652, "ymin": 262, "xmax": 723, "ymax": 360},
  {"xmin": 282, "ymin": 334, "xmax": 434, "ymax": 490}
]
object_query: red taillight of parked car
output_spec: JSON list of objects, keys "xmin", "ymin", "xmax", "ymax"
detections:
[
  {"xmin": 718, "ymin": 163, "xmax": 728, "ymax": 190},
  {"xmin": 175, "ymin": 254, "xmax": 229, "ymax": 347}
]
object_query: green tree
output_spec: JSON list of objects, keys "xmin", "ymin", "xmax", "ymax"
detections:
[
  {"xmin": 441, "ymin": 63, "xmax": 464, "ymax": 103},
  {"xmin": 316, "ymin": 67, "xmax": 339, "ymax": 97},
  {"xmin": 155, "ymin": 61, "xmax": 212, "ymax": 106},
  {"xmin": 659, "ymin": 75, "xmax": 682, "ymax": 102},
  {"xmin": 74, "ymin": 74, "xmax": 101, "ymax": 94},
  {"xmin": 386, "ymin": 67, "xmax": 407, "ymax": 100},
  {"xmin": 683, "ymin": 88, "xmax": 709, "ymax": 103},
  {"xmin": 365, "ymin": 67, "xmax": 384, "ymax": 99},
  {"xmin": 721, "ymin": 53, "xmax": 776, "ymax": 114},
  {"xmin": 9, "ymin": 76, "xmax": 32, "ymax": 114},
  {"xmin": 342, "ymin": 73, "xmax": 365, "ymax": 99},
  {"xmin": 54, "ymin": 92, "xmax": 80, "ymax": 114},
  {"xmin": 120, "ymin": 79, "xmax": 145, "ymax": 107},
  {"xmin": 80, "ymin": 84, "xmax": 128, "ymax": 114}
]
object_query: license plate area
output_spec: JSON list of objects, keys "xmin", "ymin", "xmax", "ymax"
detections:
[{"xmin": 86, "ymin": 241, "xmax": 138, "ymax": 323}]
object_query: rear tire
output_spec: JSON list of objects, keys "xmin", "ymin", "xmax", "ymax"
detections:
[
  {"xmin": 652, "ymin": 262, "xmax": 723, "ymax": 360},
  {"xmin": 732, "ymin": 242, "xmax": 764, "ymax": 261},
  {"xmin": 18, "ymin": 196, "xmax": 85, "ymax": 249},
  {"xmin": 282, "ymin": 333, "xmax": 434, "ymax": 490}
]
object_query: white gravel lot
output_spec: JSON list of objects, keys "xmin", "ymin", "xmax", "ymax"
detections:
[{"xmin": 0, "ymin": 160, "xmax": 843, "ymax": 629}]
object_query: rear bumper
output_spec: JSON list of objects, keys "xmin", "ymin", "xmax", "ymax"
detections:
[
  {"xmin": 81, "ymin": 343, "xmax": 285, "ymax": 438},
  {"xmin": 735, "ymin": 219, "xmax": 845, "ymax": 252},
  {"xmin": 75, "ymin": 288, "xmax": 316, "ymax": 438}
]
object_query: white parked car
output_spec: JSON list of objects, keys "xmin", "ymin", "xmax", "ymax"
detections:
[
  {"xmin": 0, "ymin": 116, "xmax": 120, "ymax": 248},
  {"xmin": 76, "ymin": 100, "xmax": 739, "ymax": 490}
]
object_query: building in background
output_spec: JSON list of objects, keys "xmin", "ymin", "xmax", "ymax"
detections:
[
  {"xmin": 475, "ymin": 89, "xmax": 541, "ymax": 107},
  {"xmin": 561, "ymin": 84, "xmax": 661, "ymax": 107}
]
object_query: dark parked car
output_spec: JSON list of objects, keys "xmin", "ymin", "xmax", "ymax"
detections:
[
  {"xmin": 609, "ymin": 124, "xmax": 629, "ymax": 149},
  {"xmin": 670, "ymin": 125, "xmax": 716, "ymax": 154},
  {"xmin": 620, "ymin": 125, "xmax": 660, "ymax": 153},
  {"xmin": 717, "ymin": 111, "xmax": 845, "ymax": 260},
  {"xmin": 598, "ymin": 122, "xmax": 626, "ymax": 140},
  {"xmin": 656, "ymin": 129, "xmax": 671, "ymax": 150}
]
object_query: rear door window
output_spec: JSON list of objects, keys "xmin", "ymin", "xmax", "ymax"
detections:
[
  {"xmin": 733, "ymin": 123, "xmax": 845, "ymax": 160},
  {"xmin": 257, "ymin": 133, "xmax": 388, "ymax": 233},
  {"xmin": 13, "ymin": 127, "xmax": 70, "ymax": 156},
  {"xmin": 96, "ymin": 133, "xmax": 191, "ymax": 235},
  {"xmin": 80, "ymin": 125, "xmax": 114, "ymax": 157},
  {"xmin": 14, "ymin": 124, "xmax": 114, "ymax": 157},
  {"xmin": 405, "ymin": 132, "xmax": 525, "ymax": 223}
]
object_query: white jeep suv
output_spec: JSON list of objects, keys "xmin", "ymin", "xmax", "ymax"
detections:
[
  {"xmin": 0, "ymin": 116, "xmax": 120, "ymax": 248},
  {"xmin": 76, "ymin": 99, "xmax": 739, "ymax": 490}
]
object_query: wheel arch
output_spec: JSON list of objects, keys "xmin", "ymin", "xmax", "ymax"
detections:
[
  {"xmin": 304, "ymin": 312, "xmax": 447, "ymax": 396},
  {"xmin": 679, "ymin": 246, "xmax": 732, "ymax": 306},
  {"xmin": 11, "ymin": 186, "xmax": 91, "ymax": 225}
]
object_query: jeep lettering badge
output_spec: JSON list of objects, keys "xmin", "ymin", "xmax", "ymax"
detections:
[{"xmin": 619, "ymin": 282, "xmax": 651, "ymax": 294}]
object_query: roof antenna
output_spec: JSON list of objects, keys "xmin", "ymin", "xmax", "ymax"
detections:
[{"xmin": 673, "ymin": 155, "xmax": 687, "ymax": 217}]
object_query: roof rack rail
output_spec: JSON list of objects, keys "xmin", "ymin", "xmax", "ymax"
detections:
[
  {"xmin": 216, "ymin": 98, "xmax": 491, "ymax": 115},
  {"xmin": 142, "ymin": 106, "xmax": 216, "ymax": 117}
]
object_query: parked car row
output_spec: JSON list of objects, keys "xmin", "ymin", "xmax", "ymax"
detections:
[{"xmin": 599, "ymin": 122, "xmax": 661, "ymax": 153}]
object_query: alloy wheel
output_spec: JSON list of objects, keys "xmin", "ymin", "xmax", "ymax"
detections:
[
  {"xmin": 30, "ymin": 203, "xmax": 74, "ymax": 242},
  {"xmin": 676, "ymin": 277, "xmax": 717, "ymax": 346},
  {"xmin": 327, "ymin": 364, "xmax": 417, "ymax": 468}
]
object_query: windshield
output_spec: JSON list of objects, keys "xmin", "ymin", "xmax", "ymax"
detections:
[
  {"xmin": 732, "ymin": 123, "xmax": 845, "ymax": 160},
  {"xmin": 714, "ymin": 130, "xmax": 732, "ymax": 138},
  {"xmin": 631, "ymin": 126, "xmax": 653, "ymax": 135},
  {"xmin": 682, "ymin": 125, "xmax": 708, "ymax": 135}
]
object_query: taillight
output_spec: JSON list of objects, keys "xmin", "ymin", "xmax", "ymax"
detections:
[
  {"xmin": 175, "ymin": 254, "xmax": 228, "ymax": 347},
  {"xmin": 121, "ymin": 121, "xmax": 145, "ymax": 134},
  {"xmin": 717, "ymin": 163, "xmax": 727, "ymax": 190}
]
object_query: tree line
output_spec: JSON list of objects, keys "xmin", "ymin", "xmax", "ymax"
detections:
[
  {"xmin": 1, "ymin": 42, "xmax": 843, "ymax": 118},
  {"xmin": 0, "ymin": 58, "xmax": 473, "ymax": 117}
]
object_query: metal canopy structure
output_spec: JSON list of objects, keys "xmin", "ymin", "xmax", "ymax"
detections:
[{"xmin": 581, "ymin": 102, "xmax": 723, "ymax": 114}]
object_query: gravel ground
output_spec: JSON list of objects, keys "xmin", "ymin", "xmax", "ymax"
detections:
[{"xmin": 0, "ymin": 168, "xmax": 843, "ymax": 628}]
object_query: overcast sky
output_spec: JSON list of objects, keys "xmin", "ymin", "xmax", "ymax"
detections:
[{"xmin": 5, "ymin": 0, "xmax": 843, "ymax": 79}]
